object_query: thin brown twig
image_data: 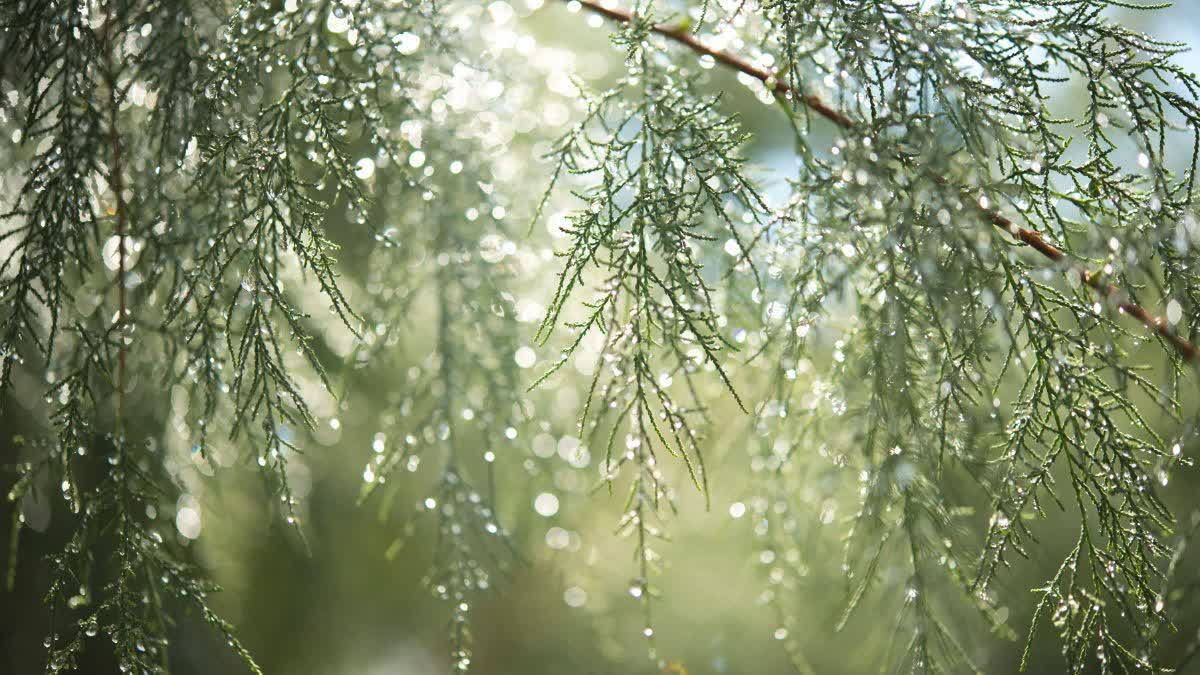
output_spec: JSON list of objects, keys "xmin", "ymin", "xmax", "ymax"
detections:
[{"xmin": 574, "ymin": 0, "xmax": 1198, "ymax": 365}]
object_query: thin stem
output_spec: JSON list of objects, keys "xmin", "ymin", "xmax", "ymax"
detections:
[
  {"xmin": 100, "ymin": 6, "xmax": 136, "ymax": 668},
  {"xmin": 101, "ymin": 0, "xmax": 129, "ymax": 430},
  {"xmin": 574, "ymin": 0, "xmax": 1199, "ymax": 365},
  {"xmin": 435, "ymin": 209, "xmax": 456, "ymax": 467}
]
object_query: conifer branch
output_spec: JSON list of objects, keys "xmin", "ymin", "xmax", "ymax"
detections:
[
  {"xmin": 4, "ymin": 0, "xmax": 1200, "ymax": 672},
  {"xmin": 101, "ymin": 0, "xmax": 128, "ymax": 429},
  {"xmin": 574, "ymin": 0, "xmax": 1199, "ymax": 365}
]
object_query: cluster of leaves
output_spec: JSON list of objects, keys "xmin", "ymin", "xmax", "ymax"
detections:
[
  {"xmin": 165, "ymin": 0, "xmax": 447, "ymax": 517},
  {"xmin": 355, "ymin": 139, "xmax": 527, "ymax": 670},
  {"xmin": 731, "ymin": 0, "xmax": 1200, "ymax": 671},
  {"xmin": 0, "ymin": 0, "xmax": 503, "ymax": 671},
  {"xmin": 0, "ymin": 0, "xmax": 103, "ymax": 393},
  {"xmin": 532, "ymin": 8, "xmax": 769, "ymax": 642},
  {"xmin": 37, "ymin": 438, "xmax": 260, "ymax": 674},
  {"xmin": 525, "ymin": 0, "xmax": 1200, "ymax": 672},
  {"xmin": 4, "ymin": 0, "xmax": 1200, "ymax": 673}
]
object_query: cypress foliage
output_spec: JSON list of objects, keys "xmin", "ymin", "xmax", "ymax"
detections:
[{"xmin": 2, "ymin": 0, "xmax": 1200, "ymax": 672}]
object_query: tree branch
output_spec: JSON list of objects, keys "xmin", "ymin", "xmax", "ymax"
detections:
[
  {"xmin": 102, "ymin": 0, "xmax": 129, "ymax": 428},
  {"xmin": 574, "ymin": 0, "xmax": 1199, "ymax": 365}
]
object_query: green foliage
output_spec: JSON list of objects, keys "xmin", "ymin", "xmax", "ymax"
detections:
[
  {"xmin": 530, "ymin": 9, "xmax": 771, "ymax": 638},
  {"xmin": 2, "ymin": 0, "xmax": 1200, "ymax": 673}
]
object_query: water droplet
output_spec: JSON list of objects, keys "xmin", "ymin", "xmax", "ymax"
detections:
[
  {"xmin": 354, "ymin": 158, "xmax": 375, "ymax": 179},
  {"xmin": 394, "ymin": 32, "xmax": 421, "ymax": 55},
  {"xmin": 533, "ymin": 492, "xmax": 559, "ymax": 517},
  {"xmin": 514, "ymin": 346, "xmax": 536, "ymax": 369},
  {"xmin": 1167, "ymin": 299, "xmax": 1182, "ymax": 325},
  {"xmin": 563, "ymin": 586, "xmax": 587, "ymax": 607},
  {"xmin": 326, "ymin": 9, "xmax": 349, "ymax": 33}
]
